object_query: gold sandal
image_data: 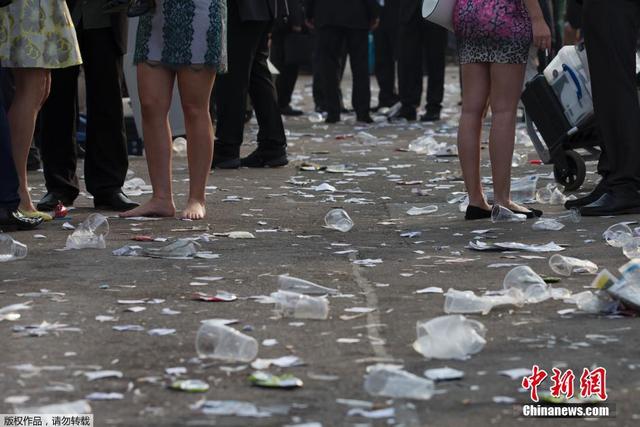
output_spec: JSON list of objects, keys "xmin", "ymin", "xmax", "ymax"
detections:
[{"xmin": 18, "ymin": 209, "xmax": 53, "ymax": 222}]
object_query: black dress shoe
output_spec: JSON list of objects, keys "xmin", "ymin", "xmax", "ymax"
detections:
[
  {"xmin": 356, "ymin": 114, "xmax": 374, "ymax": 124},
  {"xmin": 420, "ymin": 111, "xmax": 441, "ymax": 122},
  {"xmin": 94, "ymin": 191, "xmax": 140, "ymax": 212},
  {"xmin": 325, "ymin": 114, "xmax": 340, "ymax": 124},
  {"xmin": 280, "ymin": 106, "xmax": 304, "ymax": 116},
  {"xmin": 212, "ymin": 156, "xmax": 241, "ymax": 169},
  {"xmin": 0, "ymin": 208, "xmax": 42, "ymax": 231},
  {"xmin": 564, "ymin": 185, "xmax": 606, "ymax": 209},
  {"xmin": 580, "ymin": 192, "xmax": 640, "ymax": 216},
  {"xmin": 37, "ymin": 192, "xmax": 75, "ymax": 211},
  {"xmin": 465, "ymin": 205, "xmax": 492, "ymax": 220},
  {"xmin": 240, "ymin": 150, "xmax": 288, "ymax": 168},
  {"xmin": 388, "ymin": 108, "xmax": 417, "ymax": 122}
]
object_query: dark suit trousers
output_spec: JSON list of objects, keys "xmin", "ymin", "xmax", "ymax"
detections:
[
  {"xmin": 0, "ymin": 75, "xmax": 19, "ymax": 210},
  {"xmin": 398, "ymin": 19, "xmax": 447, "ymax": 113},
  {"xmin": 317, "ymin": 27, "xmax": 371, "ymax": 118},
  {"xmin": 271, "ymin": 32, "xmax": 300, "ymax": 109},
  {"xmin": 214, "ymin": 7, "xmax": 287, "ymax": 158},
  {"xmin": 374, "ymin": 24, "xmax": 398, "ymax": 107},
  {"xmin": 583, "ymin": 0, "xmax": 640, "ymax": 195},
  {"xmin": 41, "ymin": 27, "xmax": 128, "ymax": 199}
]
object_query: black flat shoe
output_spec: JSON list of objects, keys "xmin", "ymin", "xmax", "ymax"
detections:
[
  {"xmin": 325, "ymin": 115, "xmax": 340, "ymax": 124},
  {"xmin": 280, "ymin": 106, "xmax": 304, "ymax": 116},
  {"xmin": 579, "ymin": 193, "xmax": 640, "ymax": 217},
  {"xmin": 212, "ymin": 156, "xmax": 241, "ymax": 169},
  {"xmin": 388, "ymin": 108, "xmax": 417, "ymax": 122},
  {"xmin": 465, "ymin": 205, "xmax": 492, "ymax": 220},
  {"xmin": 240, "ymin": 150, "xmax": 288, "ymax": 168},
  {"xmin": 356, "ymin": 114, "xmax": 374, "ymax": 124},
  {"xmin": 94, "ymin": 191, "xmax": 139, "ymax": 212},
  {"xmin": 512, "ymin": 208, "xmax": 543, "ymax": 219},
  {"xmin": 420, "ymin": 111, "xmax": 441, "ymax": 122},
  {"xmin": 0, "ymin": 208, "xmax": 43, "ymax": 231}
]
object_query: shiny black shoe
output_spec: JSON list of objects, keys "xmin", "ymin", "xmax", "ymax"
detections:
[
  {"xmin": 127, "ymin": 0, "xmax": 155, "ymax": 17},
  {"xmin": 37, "ymin": 192, "xmax": 75, "ymax": 211},
  {"xmin": 356, "ymin": 114, "xmax": 374, "ymax": 124},
  {"xmin": 280, "ymin": 106, "xmax": 304, "ymax": 116},
  {"xmin": 240, "ymin": 150, "xmax": 288, "ymax": 168},
  {"xmin": 94, "ymin": 191, "xmax": 139, "ymax": 212},
  {"xmin": 564, "ymin": 185, "xmax": 607, "ymax": 209},
  {"xmin": 388, "ymin": 107, "xmax": 417, "ymax": 122},
  {"xmin": 580, "ymin": 192, "xmax": 640, "ymax": 217},
  {"xmin": 420, "ymin": 110, "xmax": 441, "ymax": 122},
  {"xmin": 212, "ymin": 156, "xmax": 241, "ymax": 169},
  {"xmin": 0, "ymin": 208, "xmax": 43, "ymax": 231},
  {"xmin": 465, "ymin": 205, "xmax": 492, "ymax": 220},
  {"xmin": 325, "ymin": 114, "xmax": 340, "ymax": 124}
]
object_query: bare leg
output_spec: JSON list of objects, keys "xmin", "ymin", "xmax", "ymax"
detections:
[
  {"xmin": 8, "ymin": 68, "xmax": 50, "ymax": 213},
  {"xmin": 457, "ymin": 63, "xmax": 492, "ymax": 210},
  {"xmin": 120, "ymin": 64, "xmax": 176, "ymax": 218},
  {"xmin": 176, "ymin": 68, "xmax": 216, "ymax": 220},
  {"xmin": 488, "ymin": 63, "xmax": 530, "ymax": 212}
]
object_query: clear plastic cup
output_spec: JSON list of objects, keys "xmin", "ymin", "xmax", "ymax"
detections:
[
  {"xmin": 196, "ymin": 322, "xmax": 258, "ymax": 362},
  {"xmin": 491, "ymin": 205, "xmax": 527, "ymax": 223},
  {"xmin": 324, "ymin": 209, "xmax": 354, "ymax": 232},
  {"xmin": 0, "ymin": 235, "xmax": 28, "ymax": 262}
]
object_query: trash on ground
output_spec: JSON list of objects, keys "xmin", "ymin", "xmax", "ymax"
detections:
[
  {"xmin": 364, "ymin": 365, "xmax": 435, "ymax": 400},
  {"xmin": 65, "ymin": 214, "xmax": 109, "ymax": 250},
  {"xmin": 249, "ymin": 371, "xmax": 303, "ymax": 389},
  {"xmin": 278, "ymin": 275, "xmax": 338, "ymax": 295},
  {"xmin": 324, "ymin": 209, "xmax": 354, "ymax": 232},
  {"xmin": 271, "ymin": 291, "xmax": 329, "ymax": 320},
  {"xmin": 413, "ymin": 315, "xmax": 486, "ymax": 360},
  {"xmin": 196, "ymin": 322, "xmax": 258, "ymax": 362},
  {"xmin": 548, "ymin": 254, "xmax": 598, "ymax": 276}
]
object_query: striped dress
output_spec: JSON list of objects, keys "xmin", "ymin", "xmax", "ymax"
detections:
[{"xmin": 134, "ymin": 0, "xmax": 227, "ymax": 71}]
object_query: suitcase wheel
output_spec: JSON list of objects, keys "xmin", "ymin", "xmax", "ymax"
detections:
[{"xmin": 553, "ymin": 150, "xmax": 586, "ymax": 191}]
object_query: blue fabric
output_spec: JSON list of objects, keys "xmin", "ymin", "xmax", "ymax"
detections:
[{"xmin": 0, "ymin": 68, "xmax": 19, "ymax": 210}]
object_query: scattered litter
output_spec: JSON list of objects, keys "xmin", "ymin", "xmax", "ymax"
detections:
[
  {"xmin": 249, "ymin": 371, "xmax": 303, "ymax": 389},
  {"xmin": 423, "ymin": 367, "xmax": 464, "ymax": 381},
  {"xmin": 413, "ymin": 315, "xmax": 486, "ymax": 360},
  {"xmin": 64, "ymin": 214, "xmax": 109, "ymax": 250},
  {"xmin": 364, "ymin": 366, "xmax": 435, "ymax": 400}
]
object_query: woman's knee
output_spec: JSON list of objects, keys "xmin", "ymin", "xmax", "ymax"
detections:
[{"xmin": 180, "ymin": 100, "xmax": 209, "ymax": 122}]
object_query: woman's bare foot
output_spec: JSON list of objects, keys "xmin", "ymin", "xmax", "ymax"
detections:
[
  {"xmin": 181, "ymin": 199, "xmax": 206, "ymax": 220},
  {"xmin": 119, "ymin": 198, "xmax": 176, "ymax": 218}
]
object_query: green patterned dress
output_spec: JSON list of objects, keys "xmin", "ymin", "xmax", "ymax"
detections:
[
  {"xmin": 0, "ymin": 0, "xmax": 82, "ymax": 68},
  {"xmin": 134, "ymin": 0, "xmax": 227, "ymax": 71}
]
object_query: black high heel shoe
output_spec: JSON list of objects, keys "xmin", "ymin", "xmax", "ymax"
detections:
[{"xmin": 465, "ymin": 205, "xmax": 492, "ymax": 220}]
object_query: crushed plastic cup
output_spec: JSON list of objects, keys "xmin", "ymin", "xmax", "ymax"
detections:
[
  {"xmin": 65, "ymin": 214, "xmax": 109, "ymax": 250},
  {"xmin": 413, "ymin": 315, "xmax": 486, "ymax": 360},
  {"xmin": 491, "ymin": 205, "xmax": 527, "ymax": 223},
  {"xmin": 532, "ymin": 218, "xmax": 565, "ymax": 231},
  {"xmin": 446, "ymin": 192, "xmax": 468, "ymax": 205},
  {"xmin": 606, "ymin": 277, "xmax": 640, "ymax": 312},
  {"xmin": 308, "ymin": 112, "xmax": 325, "ymax": 123},
  {"xmin": 324, "ymin": 209, "xmax": 354, "ymax": 232},
  {"xmin": 548, "ymin": 254, "xmax": 598, "ymax": 276},
  {"xmin": 549, "ymin": 188, "xmax": 567, "ymax": 205},
  {"xmin": 512, "ymin": 152, "xmax": 528, "ymax": 167},
  {"xmin": 503, "ymin": 266, "xmax": 550, "ymax": 303},
  {"xmin": 570, "ymin": 291, "xmax": 619, "ymax": 314},
  {"xmin": 558, "ymin": 208, "xmax": 582, "ymax": 224},
  {"xmin": 277, "ymin": 275, "xmax": 338, "ymax": 295},
  {"xmin": 270, "ymin": 290, "xmax": 329, "ymax": 320},
  {"xmin": 510, "ymin": 175, "xmax": 538, "ymax": 203},
  {"xmin": 622, "ymin": 237, "xmax": 640, "ymax": 260},
  {"xmin": 406, "ymin": 205, "xmax": 438, "ymax": 216},
  {"xmin": 603, "ymin": 223, "xmax": 634, "ymax": 248},
  {"xmin": 364, "ymin": 366, "xmax": 435, "ymax": 400},
  {"xmin": 142, "ymin": 239, "xmax": 199, "ymax": 259},
  {"xmin": 0, "ymin": 235, "xmax": 28, "ymax": 262},
  {"xmin": 196, "ymin": 322, "xmax": 258, "ymax": 362},
  {"xmin": 172, "ymin": 137, "xmax": 187, "ymax": 156},
  {"xmin": 443, "ymin": 288, "xmax": 524, "ymax": 315},
  {"xmin": 408, "ymin": 135, "xmax": 438, "ymax": 154}
]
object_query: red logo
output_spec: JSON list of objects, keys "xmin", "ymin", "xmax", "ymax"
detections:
[
  {"xmin": 521, "ymin": 365, "xmax": 548, "ymax": 402},
  {"xmin": 522, "ymin": 366, "xmax": 608, "ymax": 402}
]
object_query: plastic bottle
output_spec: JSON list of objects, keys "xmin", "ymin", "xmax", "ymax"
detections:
[
  {"xmin": 0, "ymin": 235, "xmax": 28, "ymax": 262},
  {"xmin": 196, "ymin": 322, "xmax": 258, "ymax": 362},
  {"xmin": 324, "ymin": 209, "xmax": 354, "ymax": 232},
  {"xmin": 270, "ymin": 290, "xmax": 329, "ymax": 320}
]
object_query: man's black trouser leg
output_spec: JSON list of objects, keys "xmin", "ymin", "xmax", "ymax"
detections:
[
  {"xmin": 583, "ymin": 0, "xmax": 640, "ymax": 195},
  {"xmin": 40, "ymin": 65, "xmax": 81, "ymax": 201},
  {"xmin": 374, "ymin": 25, "xmax": 397, "ymax": 107},
  {"xmin": 0, "ymin": 71, "xmax": 19, "ymax": 210},
  {"xmin": 317, "ymin": 27, "xmax": 344, "ymax": 119},
  {"xmin": 214, "ymin": 5, "xmax": 266, "ymax": 159},
  {"xmin": 398, "ymin": 18, "xmax": 422, "ymax": 113},
  {"xmin": 81, "ymin": 28, "xmax": 128, "ymax": 197},
  {"xmin": 250, "ymin": 30, "xmax": 287, "ymax": 156},
  {"xmin": 347, "ymin": 29, "xmax": 371, "ymax": 117},
  {"xmin": 271, "ymin": 32, "xmax": 300, "ymax": 110},
  {"xmin": 423, "ymin": 21, "xmax": 447, "ymax": 113}
]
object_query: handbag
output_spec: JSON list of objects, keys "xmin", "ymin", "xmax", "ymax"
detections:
[{"xmin": 422, "ymin": 0, "xmax": 456, "ymax": 32}]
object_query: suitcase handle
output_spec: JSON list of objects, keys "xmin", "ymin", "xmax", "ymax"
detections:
[{"xmin": 562, "ymin": 64, "xmax": 583, "ymax": 100}]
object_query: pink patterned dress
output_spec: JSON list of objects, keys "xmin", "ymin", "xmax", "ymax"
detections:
[{"xmin": 453, "ymin": 0, "xmax": 532, "ymax": 64}]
